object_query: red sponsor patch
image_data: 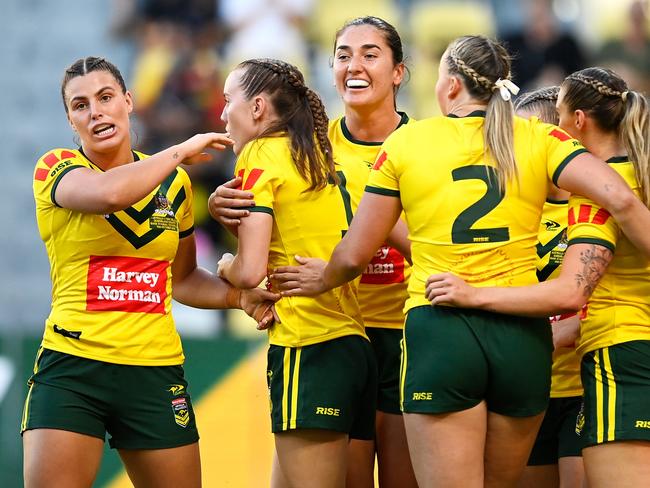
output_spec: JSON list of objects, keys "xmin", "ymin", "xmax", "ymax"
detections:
[
  {"xmin": 86, "ymin": 255, "xmax": 168, "ymax": 314},
  {"xmin": 549, "ymin": 128, "xmax": 571, "ymax": 142},
  {"xmin": 373, "ymin": 151, "xmax": 388, "ymax": 170},
  {"xmin": 360, "ymin": 245, "xmax": 405, "ymax": 285}
]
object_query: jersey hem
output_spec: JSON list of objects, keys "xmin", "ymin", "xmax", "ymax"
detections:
[
  {"xmin": 268, "ymin": 330, "xmax": 368, "ymax": 348},
  {"xmin": 39, "ymin": 344, "xmax": 185, "ymax": 366}
]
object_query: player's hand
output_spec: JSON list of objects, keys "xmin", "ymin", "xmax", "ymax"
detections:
[
  {"xmin": 240, "ymin": 288, "xmax": 282, "ymax": 330},
  {"xmin": 425, "ymin": 272, "xmax": 476, "ymax": 307},
  {"xmin": 208, "ymin": 177, "xmax": 256, "ymax": 227},
  {"xmin": 270, "ymin": 255, "xmax": 328, "ymax": 297},
  {"xmin": 178, "ymin": 133, "xmax": 234, "ymax": 165}
]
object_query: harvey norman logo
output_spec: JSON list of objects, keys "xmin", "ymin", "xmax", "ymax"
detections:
[{"xmin": 86, "ymin": 255, "xmax": 168, "ymax": 314}]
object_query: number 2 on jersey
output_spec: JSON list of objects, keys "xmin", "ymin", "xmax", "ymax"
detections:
[{"xmin": 451, "ymin": 165, "xmax": 510, "ymax": 244}]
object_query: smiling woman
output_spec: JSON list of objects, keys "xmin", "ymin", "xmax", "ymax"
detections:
[{"xmin": 21, "ymin": 56, "xmax": 279, "ymax": 488}]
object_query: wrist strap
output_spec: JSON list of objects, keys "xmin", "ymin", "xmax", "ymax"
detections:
[{"xmin": 226, "ymin": 287, "xmax": 242, "ymax": 309}]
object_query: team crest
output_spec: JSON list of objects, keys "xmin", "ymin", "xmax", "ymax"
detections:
[
  {"xmin": 172, "ymin": 397, "xmax": 190, "ymax": 428},
  {"xmin": 150, "ymin": 193, "xmax": 178, "ymax": 231},
  {"xmin": 168, "ymin": 384, "xmax": 185, "ymax": 396}
]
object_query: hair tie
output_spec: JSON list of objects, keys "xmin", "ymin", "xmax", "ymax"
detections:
[
  {"xmin": 493, "ymin": 78, "xmax": 520, "ymax": 101},
  {"xmin": 621, "ymin": 90, "xmax": 629, "ymax": 102}
]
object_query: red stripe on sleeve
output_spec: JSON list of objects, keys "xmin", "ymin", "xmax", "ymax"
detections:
[
  {"xmin": 578, "ymin": 204, "xmax": 592, "ymax": 223},
  {"xmin": 42, "ymin": 152, "xmax": 59, "ymax": 168},
  {"xmin": 549, "ymin": 129, "xmax": 571, "ymax": 142},
  {"xmin": 373, "ymin": 151, "xmax": 388, "ymax": 170},
  {"xmin": 34, "ymin": 168, "xmax": 49, "ymax": 181},
  {"xmin": 591, "ymin": 208, "xmax": 611, "ymax": 225},
  {"xmin": 568, "ymin": 207, "xmax": 576, "ymax": 226},
  {"xmin": 60, "ymin": 150, "xmax": 76, "ymax": 160},
  {"xmin": 243, "ymin": 168, "xmax": 264, "ymax": 191}
]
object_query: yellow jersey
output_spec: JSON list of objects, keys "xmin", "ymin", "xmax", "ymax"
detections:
[
  {"xmin": 234, "ymin": 136, "xmax": 365, "ymax": 347},
  {"xmin": 33, "ymin": 148, "xmax": 194, "ymax": 365},
  {"xmin": 367, "ymin": 112, "xmax": 588, "ymax": 312},
  {"xmin": 567, "ymin": 157, "xmax": 650, "ymax": 356},
  {"xmin": 329, "ymin": 113, "xmax": 412, "ymax": 329},
  {"xmin": 537, "ymin": 199, "xmax": 582, "ymax": 397}
]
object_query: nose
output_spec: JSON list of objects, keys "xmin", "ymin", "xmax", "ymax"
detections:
[
  {"xmin": 89, "ymin": 99, "xmax": 103, "ymax": 120},
  {"xmin": 347, "ymin": 55, "xmax": 362, "ymax": 74},
  {"xmin": 220, "ymin": 107, "xmax": 227, "ymax": 124}
]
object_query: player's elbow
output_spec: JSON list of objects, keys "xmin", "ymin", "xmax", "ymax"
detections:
[
  {"xmin": 556, "ymin": 294, "xmax": 587, "ymax": 315},
  {"xmin": 232, "ymin": 269, "xmax": 266, "ymax": 290}
]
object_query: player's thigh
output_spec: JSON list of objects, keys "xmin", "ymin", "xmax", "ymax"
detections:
[
  {"xmin": 23, "ymin": 429, "xmax": 104, "ymax": 488},
  {"xmin": 119, "ymin": 442, "xmax": 201, "ymax": 488}
]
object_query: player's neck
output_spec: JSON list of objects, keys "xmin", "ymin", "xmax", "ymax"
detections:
[
  {"xmin": 344, "ymin": 106, "xmax": 402, "ymax": 143},
  {"xmin": 82, "ymin": 143, "xmax": 135, "ymax": 170},
  {"xmin": 582, "ymin": 131, "xmax": 626, "ymax": 162}
]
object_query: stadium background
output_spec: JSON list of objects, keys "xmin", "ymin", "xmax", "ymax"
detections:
[{"xmin": 1, "ymin": 0, "xmax": 647, "ymax": 485}]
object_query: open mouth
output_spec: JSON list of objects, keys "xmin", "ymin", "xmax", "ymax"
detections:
[
  {"xmin": 346, "ymin": 79, "xmax": 370, "ymax": 89},
  {"xmin": 93, "ymin": 124, "xmax": 116, "ymax": 137}
]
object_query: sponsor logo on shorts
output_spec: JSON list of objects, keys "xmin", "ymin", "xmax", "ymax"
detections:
[
  {"xmin": 172, "ymin": 397, "xmax": 190, "ymax": 428},
  {"xmin": 635, "ymin": 420, "xmax": 650, "ymax": 429},
  {"xmin": 316, "ymin": 407, "xmax": 341, "ymax": 416},
  {"xmin": 412, "ymin": 392, "xmax": 433, "ymax": 401},
  {"xmin": 575, "ymin": 402, "xmax": 585, "ymax": 435},
  {"xmin": 168, "ymin": 384, "xmax": 185, "ymax": 396},
  {"xmin": 86, "ymin": 255, "xmax": 168, "ymax": 314}
]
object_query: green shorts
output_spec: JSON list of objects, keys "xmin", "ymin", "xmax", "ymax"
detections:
[
  {"xmin": 401, "ymin": 306, "xmax": 552, "ymax": 416},
  {"xmin": 21, "ymin": 348, "xmax": 199, "ymax": 449},
  {"xmin": 528, "ymin": 396, "xmax": 585, "ymax": 465},
  {"xmin": 580, "ymin": 341, "xmax": 650, "ymax": 447},
  {"xmin": 367, "ymin": 327, "xmax": 403, "ymax": 415},
  {"xmin": 267, "ymin": 335, "xmax": 377, "ymax": 440}
]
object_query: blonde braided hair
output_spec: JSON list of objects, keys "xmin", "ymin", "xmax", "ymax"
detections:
[
  {"xmin": 446, "ymin": 36, "xmax": 517, "ymax": 193},
  {"xmin": 562, "ymin": 67, "xmax": 650, "ymax": 206}
]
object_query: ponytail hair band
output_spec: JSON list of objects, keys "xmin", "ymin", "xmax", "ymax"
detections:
[{"xmin": 493, "ymin": 78, "xmax": 520, "ymax": 101}]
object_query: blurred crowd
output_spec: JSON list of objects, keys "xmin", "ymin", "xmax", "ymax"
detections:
[{"xmin": 107, "ymin": 0, "xmax": 650, "ymax": 265}]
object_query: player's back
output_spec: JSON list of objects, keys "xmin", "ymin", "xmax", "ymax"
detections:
[
  {"xmin": 368, "ymin": 112, "xmax": 587, "ymax": 311},
  {"xmin": 235, "ymin": 136, "xmax": 365, "ymax": 347}
]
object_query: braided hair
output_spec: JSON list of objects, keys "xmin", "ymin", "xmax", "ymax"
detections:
[
  {"xmin": 562, "ymin": 67, "xmax": 650, "ymax": 206},
  {"xmin": 446, "ymin": 36, "xmax": 517, "ymax": 193},
  {"xmin": 515, "ymin": 86, "xmax": 560, "ymax": 125},
  {"xmin": 61, "ymin": 57, "xmax": 127, "ymax": 113},
  {"xmin": 236, "ymin": 59, "xmax": 338, "ymax": 191}
]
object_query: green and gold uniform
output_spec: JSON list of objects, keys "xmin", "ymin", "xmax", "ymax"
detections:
[
  {"xmin": 23, "ymin": 148, "xmax": 199, "ymax": 448},
  {"xmin": 537, "ymin": 199, "xmax": 582, "ymax": 399},
  {"xmin": 567, "ymin": 156, "xmax": 650, "ymax": 446},
  {"xmin": 329, "ymin": 113, "xmax": 412, "ymax": 414},
  {"xmin": 528, "ymin": 199, "xmax": 584, "ymax": 465},
  {"xmin": 367, "ymin": 112, "xmax": 587, "ymax": 415},
  {"xmin": 235, "ymin": 136, "xmax": 376, "ymax": 438}
]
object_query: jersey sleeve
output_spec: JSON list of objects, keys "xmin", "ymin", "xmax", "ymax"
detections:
[
  {"xmin": 33, "ymin": 149, "xmax": 89, "ymax": 207},
  {"xmin": 540, "ymin": 124, "xmax": 589, "ymax": 186},
  {"xmin": 566, "ymin": 194, "xmax": 617, "ymax": 252},
  {"xmin": 234, "ymin": 142, "xmax": 283, "ymax": 215},
  {"xmin": 176, "ymin": 168, "xmax": 195, "ymax": 237},
  {"xmin": 365, "ymin": 135, "xmax": 401, "ymax": 197}
]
